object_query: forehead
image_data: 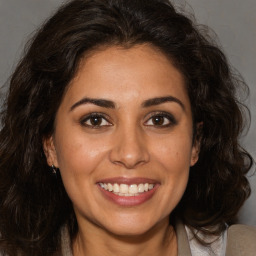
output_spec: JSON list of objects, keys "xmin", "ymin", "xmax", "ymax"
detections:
[{"xmin": 63, "ymin": 44, "xmax": 190, "ymax": 109}]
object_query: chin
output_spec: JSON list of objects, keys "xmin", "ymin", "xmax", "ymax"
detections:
[
  {"xmin": 106, "ymin": 225, "xmax": 153, "ymax": 237},
  {"xmin": 99, "ymin": 215, "xmax": 165, "ymax": 238}
]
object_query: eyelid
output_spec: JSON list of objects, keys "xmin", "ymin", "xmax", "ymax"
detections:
[
  {"xmin": 144, "ymin": 111, "xmax": 177, "ymax": 127},
  {"xmin": 79, "ymin": 112, "xmax": 112, "ymax": 128}
]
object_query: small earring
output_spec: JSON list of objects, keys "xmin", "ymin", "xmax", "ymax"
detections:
[{"xmin": 51, "ymin": 164, "xmax": 57, "ymax": 174}]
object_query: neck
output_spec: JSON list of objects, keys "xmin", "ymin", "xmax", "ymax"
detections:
[{"xmin": 72, "ymin": 217, "xmax": 177, "ymax": 256}]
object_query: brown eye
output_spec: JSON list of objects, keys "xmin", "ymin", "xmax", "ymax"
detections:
[
  {"xmin": 81, "ymin": 114, "xmax": 112, "ymax": 128},
  {"xmin": 151, "ymin": 116, "xmax": 165, "ymax": 126},
  {"xmin": 145, "ymin": 112, "xmax": 177, "ymax": 127},
  {"xmin": 89, "ymin": 116, "xmax": 103, "ymax": 126}
]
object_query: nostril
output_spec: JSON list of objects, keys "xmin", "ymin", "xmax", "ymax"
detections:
[
  {"xmin": 109, "ymin": 144, "xmax": 150, "ymax": 169},
  {"xmin": 108, "ymin": 128, "xmax": 150, "ymax": 168}
]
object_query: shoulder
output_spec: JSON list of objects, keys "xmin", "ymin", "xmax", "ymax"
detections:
[{"xmin": 226, "ymin": 224, "xmax": 256, "ymax": 256}]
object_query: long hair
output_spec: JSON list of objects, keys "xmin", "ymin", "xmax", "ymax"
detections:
[{"xmin": 0, "ymin": 0, "xmax": 253, "ymax": 254}]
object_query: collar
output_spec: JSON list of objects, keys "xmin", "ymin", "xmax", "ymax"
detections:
[
  {"xmin": 60, "ymin": 220, "xmax": 192, "ymax": 256},
  {"xmin": 175, "ymin": 219, "xmax": 192, "ymax": 256}
]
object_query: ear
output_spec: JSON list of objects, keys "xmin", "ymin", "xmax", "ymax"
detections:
[
  {"xmin": 190, "ymin": 122, "xmax": 203, "ymax": 166},
  {"xmin": 43, "ymin": 135, "xmax": 59, "ymax": 168}
]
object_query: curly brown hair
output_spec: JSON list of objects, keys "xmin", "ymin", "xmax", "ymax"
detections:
[{"xmin": 0, "ymin": 0, "xmax": 253, "ymax": 255}]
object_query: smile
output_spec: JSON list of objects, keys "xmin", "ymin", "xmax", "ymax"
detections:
[
  {"xmin": 99, "ymin": 183, "xmax": 155, "ymax": 196},
  {"xmin": 97, "ymin": 178, "xmax": 159, "ymax": 206}
]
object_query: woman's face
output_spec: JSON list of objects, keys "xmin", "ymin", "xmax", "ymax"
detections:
[{"xmin": 44, "ymin": 44, "xmax": 199, "ymax": 236}]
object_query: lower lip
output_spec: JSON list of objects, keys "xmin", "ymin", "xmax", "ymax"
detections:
[{"xmin": 97, "ymin": 184, "xmax": 159, "ymax": 206}]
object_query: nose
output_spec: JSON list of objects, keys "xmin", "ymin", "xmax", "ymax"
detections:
[{"xmin": 109, "ymin": 126, "xmax": 150, "ymax": 169}]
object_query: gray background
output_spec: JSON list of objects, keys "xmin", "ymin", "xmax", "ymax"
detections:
[{"xmin": 0, "ymin": 0, "xmax": 255, "ymax": 225}]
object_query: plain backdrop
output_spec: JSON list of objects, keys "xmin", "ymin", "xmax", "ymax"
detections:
[{"xmin": 0, "ymin": 0, "xmax": 255, "ymax": 226}]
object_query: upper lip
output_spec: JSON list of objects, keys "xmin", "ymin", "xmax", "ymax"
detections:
[{"xmin": 97, "ymin": 177, "xmax": 159, "ymax": 185}]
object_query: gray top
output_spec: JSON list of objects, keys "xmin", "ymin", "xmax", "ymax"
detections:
[
  {"xmin": 60, "ymin": 220, "xmax": 226, "ymax": 256},
  {"xmin": 60, "ymin": 220, "xmax": 256, "ymax": 256}
]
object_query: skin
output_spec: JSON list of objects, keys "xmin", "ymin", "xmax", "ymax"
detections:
[{"xmin": 44, "ymin": 44, "xmax": 200, "ymax": 256}]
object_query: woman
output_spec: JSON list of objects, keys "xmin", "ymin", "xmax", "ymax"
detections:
[{"xmin": 0, "ymin": 0, "xmax": 255, "ymax": 255}]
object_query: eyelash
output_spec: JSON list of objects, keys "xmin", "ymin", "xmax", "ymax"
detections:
[
  {"xmin": 80, "ymin": 111, "xmax": 177, "ymax": 129},
  {"xmin": 144, "ymin": 111, "xmax": 177, "ymax": 128},
  {"xmin": 80, "ymin": 113, "xmax": 112, "ymax": 128}
]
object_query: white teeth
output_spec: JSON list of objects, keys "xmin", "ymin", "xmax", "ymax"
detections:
[
  {"xmin": 107, "ymin": 183, "xmax": 113, "ymax": 192},
  {"xmin": 129, "ymin": 184, "xmax": 138, "ymax": 194},
  {"xmin": 113, "ymin": 183, "xmax": 119, "ymax": 193},
  {"xmin": 114, "ymin": 192, "xmax": 140, "ymax": 196},
  {"xmin": 120, "ymin": 184, "xmax": 129, "ymax": 193},
  {"xmin": 138, "ymin": 183, "xmax": 144, "ymax": 193},
  {"xmin": 149, "ymin": 184, "xmax": 154, "ymax": 190},
  {"xmin": 99, "ymin": 182, "xmax": 155, "ymax": 196}
]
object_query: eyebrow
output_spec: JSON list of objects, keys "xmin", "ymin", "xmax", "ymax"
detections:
[
  {"xmin": 142, "ymin": 96, "xmax": 185, "ymax": 110},
  {"xmin": 70, "ymin": 97, "xmax": 115, "ymax": 111},
  {"xmin": 70, "ymin": 95, "xmax": 185, "ymax": 111}
]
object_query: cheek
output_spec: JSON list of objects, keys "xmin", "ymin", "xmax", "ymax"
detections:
[
  {"xmin": 54, "ymin": 134, "xmax": 111, "ymax": 207},
  {"xmin": 151, "ymin": 134, "xmax": 192, "ymax": 198},
  {"xmin": 152, "ymin": 134, "xmax": 193, "ymax": 169},
  {"xmin": 54, "ymin": 131, "xmax": 111, "ymax": 179},
  {"xmin": 157, "ymin": 145, "xmax": 190, "ymax": 213}
]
